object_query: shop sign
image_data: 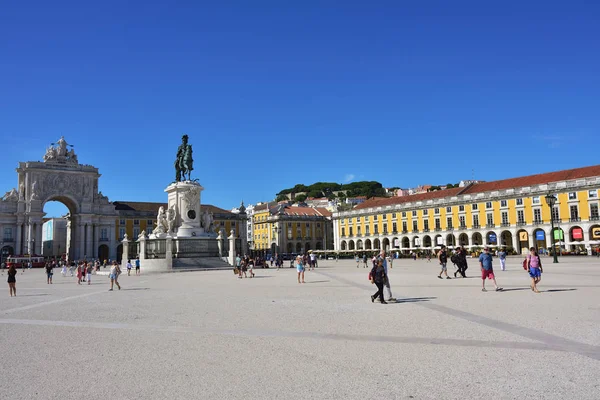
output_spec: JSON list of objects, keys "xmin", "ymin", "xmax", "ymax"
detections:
[
  {"xmin": 572, "ymin": 228, "xmax": 583, "ymax": 240},
  {"xmin": 535, "ymin": 231, "xmax": 545, "ymax": 240},
  {"xmin": 553, "ymin": 230, "xmax": 564, "ymax": 240},
  {"xmin": 488, "ymin": 233, "xmax": 497, "ymax": 244},
  {"xmin": 520, "ymin": 231, "xmax": 529, "ymax": 241}
]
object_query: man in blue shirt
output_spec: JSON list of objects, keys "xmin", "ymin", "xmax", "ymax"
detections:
[{"xmin": 478, "ymin": 247, "xmax": 503, "ymax": 292}]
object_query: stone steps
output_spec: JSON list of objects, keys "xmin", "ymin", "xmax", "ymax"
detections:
[{"xmin": 172, "ymin": 257, "xmax": 232, "ymax": 271}]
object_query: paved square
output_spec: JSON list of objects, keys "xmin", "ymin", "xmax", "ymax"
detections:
[{"xmin": 1, "ymin": 257, "xmax": 599, "ymax": 399}]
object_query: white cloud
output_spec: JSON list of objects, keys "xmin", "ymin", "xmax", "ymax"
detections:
[{"xmin": 343, "ymin": 174, "xmax": 355, "ymax": 183}]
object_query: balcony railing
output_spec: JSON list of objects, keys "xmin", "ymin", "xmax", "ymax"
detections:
[
  {"xmin": 591, "ymin": 216, "xmax": 600, "ymax": 221},
  {"xmin": 447, "ymin": 227, "xmax": 454, "ymax": 231},
  {"xmin": 473, "ymin": 224, "xmax": 480, "ymax": 229},
  {"xmin": 501, "ymin": 223, "xmax": 510, "ymax": 227},
  {"xmin": 570, "ymin": 217, "xmax": 581, "ymax": 222},
  {"xmin": 402, "ymin": 230, "xmax": 408, "ymax": 234},
  {"xmin": 459, "ymin": 225, "xmax": 467, "ymax": 230},
  {"xmin": 99, "ymin": 238, "xmax": 110, "ymax": 242},
  {"xmin": 516, "ymin": 221, "xmax": 526, "ymax": 226},
  {"xmin": 392, "ymin": 230, "xmax": 398, "ymax": 234},
  {"xmin": 533, "ymin": 219, "xmax": 543, "ymax": 224},
  {"xmin": 2, "ymin": 238, "xmax": 14, "ymax": 242},
  {"xmin": 486, "ymin": 224, "xmax": 495, "ymax": 228},
  {"xmin": 423, "ymin": 228, "xmax": 430, "ymax": 232},
  {"xmin": 434, "ymin": 228, "xmax": 442, "ymax": 232},
  {"xmin": 412, "ymin": 229, "xmax": 419, "ymax": 233}
]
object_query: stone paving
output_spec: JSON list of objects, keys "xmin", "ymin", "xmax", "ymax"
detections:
[{"xmin": 0, "ymin": 256, "xmax": 599, "ymax": 399}]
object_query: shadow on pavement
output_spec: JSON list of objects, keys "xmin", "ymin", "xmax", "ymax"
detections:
[
  {"xmin": 544, "ymin": 288, "xmax": 577, "ymax": 293},
  {"xmin": 393, "ymin": 297, "xmax": 437, "ymax": 303},
  {"xmin": 18, "ymin": 294, "xmax": 50, "ymax": 297},
  {"xmin": 121, "ymin": 288, "xmax": 150, "ymax": 291},
  {"xmin": 305, "ymin": 280, "xmax": 330, "ymax": 284},
  {"xmin": 500, "ymin": 288, "xmax": 531, "ymax": 292}
]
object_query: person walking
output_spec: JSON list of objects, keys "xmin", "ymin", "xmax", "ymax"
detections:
[
  {"xmin": 135, "ymin": 258, "xmax": 141, "ymax": 275},
  {"xmin": 355, "ymin": 254, "xmax": 360, "ymax": 268},
  {"xmin": 437, "ymin": 246, "xmax": 450, "ymax": 279},
  {"xmin": 109, "ymin": 261, "xmax": 121, "ymax": 291},
  {"xmin": 240, "ymin": 258, "xmax": 248, "ymax": 278},
  {"xmin": 370, "ymin": 259, "xmax": 388, "ymax": 304},
  {"xmin": 45, "ymin": 262, "xmax": 54, "ymax": 284},
  {"xmin": 126, "ymin": 260, "xmax": 132, "ymax": 276},
  {"xmin": 76, "ymin": 263, "xmax": 83, "ymax": 285},
  {"xmin": 85, "ymin": 263, "xmax": 92, "ymax": 285},
  {"xmin": 309, "ymin": 252, "xmax": 316, "ymax": 271},
  {"xmin": 363, "ymin": 254, "xmax": 368, "ymax": 268},
  {"xmin": 479, "ymin": 246, "xmax": 502, "ymax": 292},
  {"xmin": 498, "ymin": 248, "xmax": 507, "ymax": 271},
  {"xmin": 379, "ymin": 251, "xmax": 396, "ymax": 301},
  {"xmin": 61, "ymin": 262, "xmax": 68, "ymax": 277},
  {"xmin": 527, "ymin": 247, "xmax": 543, "ymax": 293},
  {"xmin": 453, "ymin": 247, "xmax": 468, "ymax": 278},
  {"xmin": 295, "ymin": 255, "xmax": 305, "ymax": 284},
  {"xmin": 7, "ymin": 264, "xmax": 17, "ymax": 296}
]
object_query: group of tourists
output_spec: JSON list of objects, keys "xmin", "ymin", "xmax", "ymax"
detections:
[
  {"xmin": 5, "ymin": 256, "xmax": 139, "ymax": 296},
  {"xmin": 234, "ymin": 255, "xmax": 255, "ymax": 278}
]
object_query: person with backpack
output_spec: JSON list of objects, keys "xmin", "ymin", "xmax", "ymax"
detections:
[
  {"xmin": 369, "ymin": 259, "xmax": 388, "ymax": 304},
  {"xmin": 527, "ymin": 247, "xmax": 543, "ymax": 293},
  {"xmin": 453, "ymin": 247, "xmax": 468, "ymax": 278},
  {"xmin": 437, "ymin": 246, "xmax": 450, "ymax": 279}
]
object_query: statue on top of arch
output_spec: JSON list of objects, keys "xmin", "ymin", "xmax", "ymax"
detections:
[{"xmin": 43, "ymin": 136, "xmax": 78, "ymax": 164}]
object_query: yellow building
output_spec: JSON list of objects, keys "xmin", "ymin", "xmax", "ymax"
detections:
[
  {"xmin": 252, "ymin": 203, "xmax": 333, "ymax": 256},
  {"xmin": 333, "ymin": 165, "xmax": 600, "ymax": 255},
  {"xmin": 113, "ymin": 201, "xmax": 246, "ymax": 260}
]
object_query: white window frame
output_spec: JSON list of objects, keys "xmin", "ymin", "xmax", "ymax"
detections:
[
  {"xmin": 589, "ymin": 190, "xmax": 598, "ymax": 199},
  {"xmin": 532, "ymin": 196, "xmax": 540, "ymax": 205},
  {"xmin": 516, "ymin": 198, "xmax": 523, "ymax": 206}
]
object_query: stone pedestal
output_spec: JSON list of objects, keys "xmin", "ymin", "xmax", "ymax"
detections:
[
  {"xmin": 138, "ymin": 235, "xmax": 147, "ymax": 261},
  {"xmin": 121, "ymin": 235, "xmax": 129, "ymax": 268},
  {"xmin": 165, "ymin": 181, "xmax": 205, "ymax": 238}
]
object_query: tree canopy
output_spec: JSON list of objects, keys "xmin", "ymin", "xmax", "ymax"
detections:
[{"xmin": 276, "ymin": 181, "xmax": 385, "ymax": 199}]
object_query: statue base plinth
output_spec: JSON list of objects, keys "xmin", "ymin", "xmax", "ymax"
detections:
[{"xmin": 165, "ymin": 181, "xmax": 204, "ymax": 237}]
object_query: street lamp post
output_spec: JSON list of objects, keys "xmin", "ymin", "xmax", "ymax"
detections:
[{"xmin": 545, "ymin": 194, "xmax": 559, "ymax": 264}]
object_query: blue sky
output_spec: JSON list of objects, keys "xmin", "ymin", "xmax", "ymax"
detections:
[{"xmin": 1, "ymin": 1, "xmax": 599, "ymax": 217}]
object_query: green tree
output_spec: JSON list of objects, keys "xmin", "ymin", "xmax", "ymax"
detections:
[
  {"xmin": 276, "ymin": 194, "xmax": 289, "ymax": 202},
  {"xmin": 295, "ymin": 194, "xmax": 307, "ymax": 203}
]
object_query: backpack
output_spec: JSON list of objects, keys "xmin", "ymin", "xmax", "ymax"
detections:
[
  {"xmin": 368, "ymin": 271, "xmax": 373, "ymax": 281},
  {"xmin": 522, "ymin": 258, "xmax": 528, "ymax": 270},
  {"xmin": 450, "ymin": 254, "xmax": 458, "ymax": 264}
]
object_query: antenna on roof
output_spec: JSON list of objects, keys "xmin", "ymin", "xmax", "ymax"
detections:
[{"xmin": 472, "ymin": 169, "xmax": 475, "ymax": 181}]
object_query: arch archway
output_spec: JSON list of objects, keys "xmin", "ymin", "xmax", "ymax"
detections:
[
  {"xmin": 486, "ymin": 231, "xmax": 497, "ymax": 245},
  {"xmin": 305, "ymin": 242, "xmax": 311, "ymax": 252},
  {"xmin": 341, "ymin": 241, "xmax": 347, "ymax": 251},
  {"xmin": 348, "ymin": 240, "xmax": 355, "ymax": 251},
  {"xmin": 98, "ymin": 244, "xmax": 109, "ymax": 262},
  {"xmin": 517, "ymin": 229, "xmax": 529, "ymax": 254},
  {"xmin": 10, "ymin": 138, "xmax": 118, "ymax": 262},
  {"xmin": 392, "ymin": 237, "xmax": 399, "ymax": 250},
  {"xmin": 357, "ymin": 239, "xmax": 363, "ymax": 250},
  {"xmin": 364, "ymin": 239, "xmax": 372, "ymax": 250},
  {"xmin": 296, "ymin": 243, "xmax": 302, "ymax": 253},
  {"xmin": 373, "ymin": 238, "xmax": 381, "ymax": 250},
  {"xmin": 402, "ymin": 237, "xmax": 410, "ymax": 249},
  {"xmin": 458, "ymin": 233, "xmax": 469, "ymax": 247},
  {"xmin": 446, "ymin": 234, "xmax": 456, "ymax": 247},
  {"xmin": 412, "ymin": 236, "xmax": 420, "ymax": 248},
  {"xmin": 287, "ymin": 242, "xmax": 293, "ymax": 253},
  {"xmin": 382, "ymin": 238, "xmax": 390, "ymax": 251},
  {"xmin": 434, "ymin": 234, "xmax": 443, "ymax": 248},
  {"xmin": 315, "ymin": 242, "xmax": 322, "ymax": 250},
  {"xmin": 423, "ymin": 235, "xmax": 432, "ymax": 248},
  {"xmin": 472, "ymin": 232, "xmax": 483, "ymax": 246},
  {"xmin": 1, "ymin": 245, "xmax": 14, "ymax": 265},
  {"xmin": 500, "ymin": 231, "xmax": 513, "ymax": 249},
  {"xmin": 532, "ymin": 229, "xmax": 546, "ymax": 251},
  {"xmin": 569, "ymin": 226, "xmax": 585, "ymax": 252}
]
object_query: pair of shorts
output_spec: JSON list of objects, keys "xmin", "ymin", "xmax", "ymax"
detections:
[
  {"xmin": 296, "ymin": 266, "xmax": 305, "ymax": 273},
  {"xmin": 481, "ymin": 269, "xmax": 495, "ymax": 280},
  {"xmin": 528, "ymin": 267, "xmax": 541, "ymax": 279},
  {"xmin": 440, "ymin": 262, "xmax": 447, "ymax": 271},
  {"xmin": 109, "ymin": 273, "xmax": 117, "ymax": 280}
]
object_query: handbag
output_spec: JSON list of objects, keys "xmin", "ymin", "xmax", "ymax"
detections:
[{"xmin": 233, "ymin": 267, "xmax": 239, "ymax": 275}]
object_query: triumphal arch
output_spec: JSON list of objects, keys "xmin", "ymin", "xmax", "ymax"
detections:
[{"xmin": 0, "ymin": 137, "xmax": 118, "ymax": 261}]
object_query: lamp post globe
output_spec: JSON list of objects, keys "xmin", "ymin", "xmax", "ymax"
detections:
[{"xmin": 545, "ymin": 194, "xmax": 559, "ymax": 264}]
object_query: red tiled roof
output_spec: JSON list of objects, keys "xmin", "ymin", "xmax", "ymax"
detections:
[
  {"xmin": 462, "ymin": 165, "xmax": 600, "ymax": 195},
  {"xmin": 355, "ymin": 164, "xmax": 600, "ymax": 210},
  {"xmin": 355, "ymin": 187, "xmax": 464, "ymax": 210},
  {"xmin": 282, "ymin": 206, "xmax": 331, "ymax": 217}
]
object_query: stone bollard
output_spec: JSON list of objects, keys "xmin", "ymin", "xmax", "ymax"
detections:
[
  {"xmin": 165, "ymin": 236, "xmax": 173, "ymax": 270},
  {"xmin": 228, "ymin": 229, "xmax": 236, "ymax": 266},
  {"xmin": 138, "ymin": 234, "xmax": 146, "ymax": 261},
  {"xmin": 121, "ymin": 235, "xmax": 129, "ymax": 269}
]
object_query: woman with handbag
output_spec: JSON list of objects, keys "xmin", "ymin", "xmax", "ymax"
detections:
[
  {"xmin": 527, "ymin": 247, "xmax": 543, "ymax": 293},
  {"xmin": 370, "ymin": 259, "xmax": 388, "ymax": 304}
]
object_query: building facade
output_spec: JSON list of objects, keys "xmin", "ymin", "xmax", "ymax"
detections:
[
  {"xmin": 333, "ymin": 165, "xmax": 600, "ymax": 255},
  {"xmin": 252, "ymin": 203, "xmax": 333, "ymax": 256},
  {"xmin": 41, "ymin": 218, "xmax": 68, "ymax": 258}
]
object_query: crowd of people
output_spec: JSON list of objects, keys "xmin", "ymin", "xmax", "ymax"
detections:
[{"xmin": 5, "ymin": 257, "xmax": 144, "ymax": 296}]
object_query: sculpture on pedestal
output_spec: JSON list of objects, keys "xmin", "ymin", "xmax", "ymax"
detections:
[
  {"xmin": 30, "ymin": 181, "xmax": 40, "ymax": 200},
  {"xmin": 175, "ymin": 134, "xmax": 194, "ymax": 182},
  {"xmin": 152, "ymin": 206, "xmax": 168, "ymax": 235},
  {"xmin": 202, "ymin": 210, "xmax": 214, "ymax": 233},
  {"xmin": 167, "ymin": 206, "xmax": 177, "ymax": 235}
]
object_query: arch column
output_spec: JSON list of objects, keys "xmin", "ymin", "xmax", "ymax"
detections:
[
  {"xmin": 93, "ymin": 224, "xmax": 99, "ymax": 259},
  {"xmin": 35, "ymin": 221, "xmax": 43, "ymax": 255},
  {"xmin": 15, "ymin": 222, "xmax": 22, "ymax": 255},
  {"xmin": 86, "ymin": 223, "xmax": 93, "ymax": 259}
]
